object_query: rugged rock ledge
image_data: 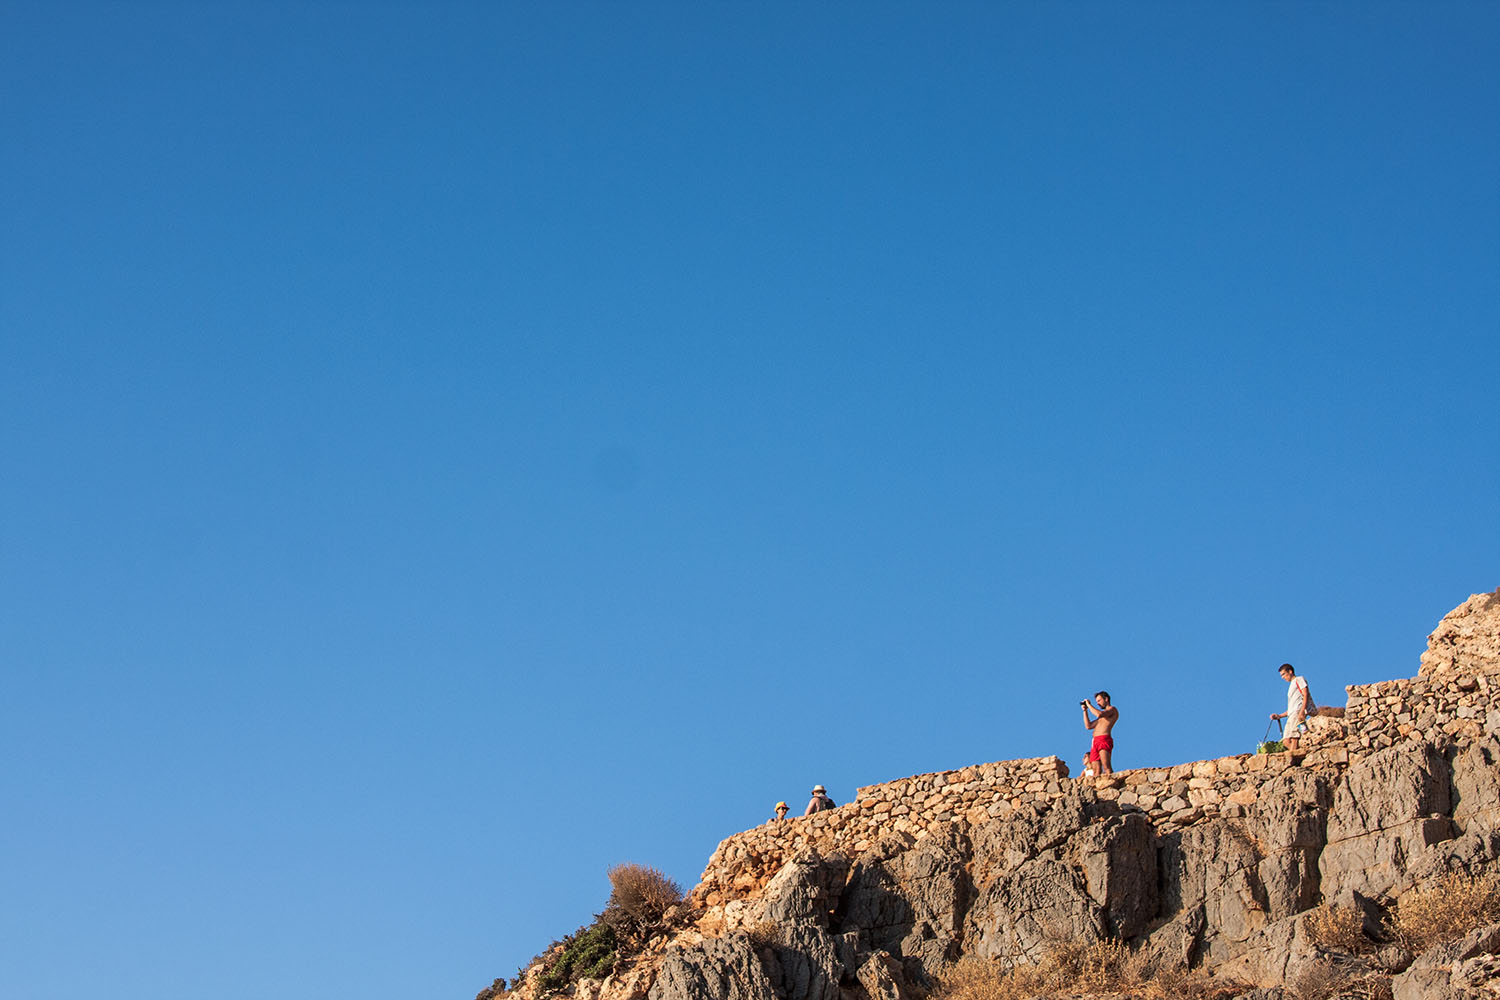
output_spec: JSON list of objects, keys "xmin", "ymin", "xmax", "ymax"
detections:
[{"xmin": 501, "ymin": 588, "xmax": 1500, "ymax": 1000}]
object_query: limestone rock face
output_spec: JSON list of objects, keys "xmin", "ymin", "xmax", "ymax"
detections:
[
  {"xmin": 1450, "ymin": 736, "xmax": 1500, "ymax": 836},
  {"xmin": 646, "ymin": 936, "xmax": 777, "ymax": 1000},
  {"xmin": 1321, "ymin": 742, "xmax": 1454, "ymax": 900},
  {"xmin": 1251, "ymin": 770, "xmax": 1335, "ymax": 920},
  {"xmin": 964, "ymin": 855, "xmax": 1108, "ymax": 966},
  {"xmin": 836, "ymin": 838, "xmax": 971, "ymax": 982},
  {"xmin": 760, "ymin": 851, "xmax": 848, "ymax": 926},
  {"xmin": 1157, "ymin": 821, "xmax": 1267, "ymax": 962},
  {"xmin": 762, "ymin": 924, "xmax": 841, "ymax": 1000},
  {"xmin": 752, "ymin": 851, "xmax": 847, "ymax": 1000},
  {"xmin": 1421, "ymin": 589, "xmax": 1500, "ymax": 680},
  {"xmin": 960, "ymin": 795, "xmax": 1155, "ymax": 968}
]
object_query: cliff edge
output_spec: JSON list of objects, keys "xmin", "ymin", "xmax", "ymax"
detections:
[{"xmin": 495, "ymin": 588, "xmax": 1500, "ymax": 1000}]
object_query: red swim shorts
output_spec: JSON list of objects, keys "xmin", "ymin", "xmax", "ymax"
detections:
[{"xmin": 1088, "ymin": 734, "xmax": 1115, "ymax": 762}]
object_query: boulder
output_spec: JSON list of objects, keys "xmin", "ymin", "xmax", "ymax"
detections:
[{"xmin": 1392, "ymin": 924, "xmax": 1500, "ymax": 1000}]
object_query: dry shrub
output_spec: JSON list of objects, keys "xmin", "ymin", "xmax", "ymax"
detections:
[
  {"xmin": 606, "ymin": 863, "xmax": 683, "ymax": 924},
  {"xmin": 934, "ymin": 941, "xmax": 1244, "ymax": 1000},
  {"xmin": 1306, "ymin": 904, "xmax": 1373, "ymax": 953},
  {"xmin": 1386, "ymin": 871, "xmax": 1500, "ymax": 953},
  {"xmin": 1291, "ymin": 961, "xmax": 1392, "ymax": 1000},
  {"xmin": 1291, "ymin": 960, "xmax": 1348, "ymax": 1000},
  {"xmin": 743, "ymin": 919, "xmax": 780, "ymax": 949}
]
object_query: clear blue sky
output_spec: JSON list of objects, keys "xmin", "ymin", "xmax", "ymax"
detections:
[{"xmin": 3, "ymin": 4, "xmax": 1496, "ymax": 999}]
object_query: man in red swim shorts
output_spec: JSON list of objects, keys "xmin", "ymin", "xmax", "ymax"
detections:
[{"xmin": 1081, "ymin": 691, "xmax": 1118, "ymax": 776}]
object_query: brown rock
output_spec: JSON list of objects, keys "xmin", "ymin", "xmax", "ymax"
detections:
[{"xmin": 1420, "ymin": 588, "xmax": 1500, "ymax": 679}]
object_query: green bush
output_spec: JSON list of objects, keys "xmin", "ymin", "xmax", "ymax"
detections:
[
  {"xmin": 536, "ymin": 922, "xmax": 617, "ymax": 994},
  {"xmin": 480, "ymin": 861, "xmax": 683, "ymax": 997}
]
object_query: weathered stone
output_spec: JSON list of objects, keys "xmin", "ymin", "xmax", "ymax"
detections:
[
  {"xmin": 761, "ymin": 851, "xmax": 849, "ymax": 925},
  {"xmin": 647, "ymin": 935, "xmax": 778, "ymax": 1000},
  {"xmin": 1140, "ymin": 902, "xmax": 1206, "ymax": 971},
  {"xmin": 964, "ymin": 856, "xmax": 1105, "ymax": 966},
  {"xmin": 854, "ymin": 950, "xmax": 914, "ymax": 1000},
  {"xmin": 1420, "ymin": 588, "xmax": 1500, "ymax": 680},
  {"xmin": 1159, "ymin": 821, "xmax": 1268, "ymax": 959},
  {"xmin": 765, "ymin": 923, "xmax": 841, "ymax": 1000},
  {"xmin": 1075, "ymin": 812, "xmax": 1158, "ymax": 938},
  {"xmin": 1213, "ymin": 911, "xmax": 1318, "ymax": 987},
  {"xmin": 834, "ymin": 839, "xmax": 970, "ymax": 983},
  {"xmin": 1450, "ymin": 736, "xmax": 1500, "ymax": 836},
  {"xmin": 1321, "ymin": 742, "xmax": 1453, "ymax": 900}
]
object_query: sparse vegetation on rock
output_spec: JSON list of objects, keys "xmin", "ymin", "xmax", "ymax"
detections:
[
  {"xmin": 1385, "ymin": 871, "xmax": 1500, "ymax": 954},
  {"xmin": 935, "ymin": 941, "xmax": 1244, "ymax": 1000}
]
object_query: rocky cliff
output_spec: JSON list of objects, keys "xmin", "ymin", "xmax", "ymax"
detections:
[{"xmin": 498, "ymin": 588, "xmax": 1500, "ymax": 1000}]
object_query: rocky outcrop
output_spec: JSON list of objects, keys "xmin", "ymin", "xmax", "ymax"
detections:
[
  {"xmin": 1421, "ymin": 588, "xmax": 1500, "ymax": 680},
  {"xmin": 502, "ymin": 589, "xmax": 1500, "ymax": 1000},
  {"xmin": 642, "ymin": 736, "xmax": 1498, "ymax": 999},
  {"xmin": 646, "ymin": 936, "xmax": 778, "ymax": 1000}
]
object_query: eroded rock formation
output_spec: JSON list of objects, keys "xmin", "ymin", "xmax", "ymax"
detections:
[{"xmin": 502, "ymin": 589, "xmax": 1500, "ymax": 1000}]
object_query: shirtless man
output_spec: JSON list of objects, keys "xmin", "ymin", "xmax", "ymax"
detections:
[{"xmin": 1081, "ymin": 691, "xmax": 1118, "ymax": 776}]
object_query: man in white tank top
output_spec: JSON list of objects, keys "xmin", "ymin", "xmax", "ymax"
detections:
[{"xmin": 1270, "ymin": 662, "xmax": 1312, "ymax": 751}]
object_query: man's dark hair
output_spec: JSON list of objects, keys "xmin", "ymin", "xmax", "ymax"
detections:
[
  {"xmin": 1095, "ymin": 690, "xmax": 1110, "ymax": 702},
  {"xmin": 1279, "ymin": 663, "xmax": 1295, "ymax": 674}
]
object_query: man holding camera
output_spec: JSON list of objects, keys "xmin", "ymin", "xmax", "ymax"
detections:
[{"xmin": 1081, "ymin": 691, "xmax": 1118, "ymax": 776}]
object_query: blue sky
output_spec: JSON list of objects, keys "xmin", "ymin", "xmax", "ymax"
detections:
[{"xmin": 2, "ymin": 4, "xmax": 1497, "ymax": 999}]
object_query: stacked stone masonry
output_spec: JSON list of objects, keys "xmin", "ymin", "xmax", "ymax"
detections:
[
  {"xmin": 1344, "ymin": 672, "xmax": 1500, "ymax": 753},
  {"xmin": 694, "ymin": 662, "xmax": 1500, "ymax": 909}
]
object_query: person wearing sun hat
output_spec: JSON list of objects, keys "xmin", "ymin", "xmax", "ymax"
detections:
[
  {"xmin": 771, "ymin": 801, "xmax": 790, "ymax": 822},
  {"xmin": 804, "ymin": 784, "xmax": 835, "ymax": 816}
]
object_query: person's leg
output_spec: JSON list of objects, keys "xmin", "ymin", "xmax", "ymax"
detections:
[
  {"xmin": 1098, "ymin": 747, "xmax": 1113, "ymax": 774},
  {"xmin": 1285, "ymin": 734, "xmax": 1300, "ymax": 752}
]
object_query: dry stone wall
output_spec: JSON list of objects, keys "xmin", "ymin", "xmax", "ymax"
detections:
[
  {"xmin": 692, "ymin": 749, "xmax": 1353, "ymax": 909},
  {"xmin": 1344, "ymin": 672, "xmax": 1500, "ymax": 753},
  {"xmin": 692, "ymin": 757, "xmax": 1070, "ymax": 907}
]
